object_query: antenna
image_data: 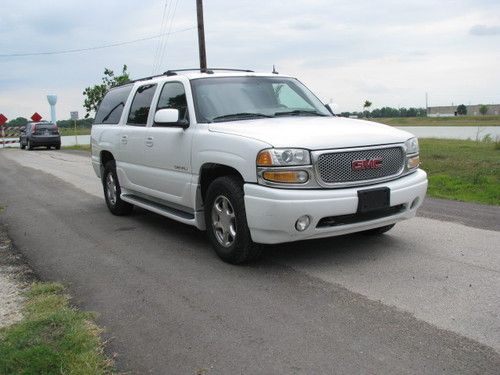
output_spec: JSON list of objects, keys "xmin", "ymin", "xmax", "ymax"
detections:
[{"xmin": 272, "ymin": 65, "xmax": 279, "ymax": 74}]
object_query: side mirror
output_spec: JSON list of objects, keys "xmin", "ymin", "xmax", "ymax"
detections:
[{"xmin": 154, "ymin": 108, "xmax": 189, "ymax": 128}]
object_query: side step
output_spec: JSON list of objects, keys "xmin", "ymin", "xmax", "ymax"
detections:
[{"xmin": 121, "ymin": 194, "xmax": 197, "ymax": 227}]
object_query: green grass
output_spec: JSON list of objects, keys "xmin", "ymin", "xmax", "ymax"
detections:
[
  {"xmin": 59, "ymin": 128, "xmax": 91, "ymax": 136},
  {"xmin": 63, "ymin": 144, "xmax": 91, "ymax": 152},
  {"xmin": 420, "ymin": 139, "xmax": 500, "ymax": 205},
  {"xmin": 370, "ymin": 115, "xmax": 500, "ymax": 127},
  {"xmin": 0, "ymin": 283, "xmax": 115, "ymax": 375}
]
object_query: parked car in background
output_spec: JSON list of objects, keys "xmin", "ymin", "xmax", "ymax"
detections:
[{"xmin": 20, "ymin": 121, "xmax": 61, "ymax": 150}]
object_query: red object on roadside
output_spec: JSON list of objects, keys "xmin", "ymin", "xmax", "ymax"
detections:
[
  {"xmin": 0, "ymin": 113, "xmax": 7, "ymax": 125},
  {"xmin": 31, "ymin": 112, "xmax": 42, "ymax": 122}
]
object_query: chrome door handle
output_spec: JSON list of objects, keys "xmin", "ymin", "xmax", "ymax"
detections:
[
  {"xmin": 121, "ymin": 135, "xmax": 128, "ymax": 144},
  {"xmin": 145, "ymin": 136, "xmax": 154, "ymax": 147}
]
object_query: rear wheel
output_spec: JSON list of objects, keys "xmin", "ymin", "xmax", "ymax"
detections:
[
  {"xmin": 102, "ymin": 161, "xmax": 133, "ymax": 216},
  {"xmin": 20, "ymin": 141, "xmax": 25, "ymax": 150},
  {"xmin": 363, "ymin": 224, "xmax": 395, "ymax": 235},
  {"xmin": 205, "ymin": 176, "xmax": 262, "ymax": 264},
  {"xmin": 55, "ymin": 144, "xmax": 61, "ymax": 150}
]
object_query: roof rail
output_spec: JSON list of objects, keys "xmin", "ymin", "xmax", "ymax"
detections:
[
  {"xmin": 164, "ymin": 68, "xmax": 254, "ymax": 76},
  {"xmin": 114, "ymin": 68, "xmax": 255, "ymax": 88}
]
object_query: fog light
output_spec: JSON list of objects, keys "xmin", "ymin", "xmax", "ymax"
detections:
[{"xmin": 295, "ymin": 215, "xmax": 311, "ymax": 231}]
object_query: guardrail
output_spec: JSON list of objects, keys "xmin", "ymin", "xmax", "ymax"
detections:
[{"xmin": 0, "ymin": 125, "xmax": 20, "ymax": 147}]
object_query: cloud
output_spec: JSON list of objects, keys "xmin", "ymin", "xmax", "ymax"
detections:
[
  {"xmin": 469, "ymin": 24, "xmax": 500, "ymax": 36},
  {"xmin": 0, "ymin": 0, "xmax": 500, "ymax": 117}
]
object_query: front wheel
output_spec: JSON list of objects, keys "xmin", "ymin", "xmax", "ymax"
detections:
[
  {"xmin": 205, "ymin": 176, "xmax": 262, "ymax": 264},
  {"xmin": 20, "ymin": 141, "xmax": 25, "ymax": 150},
  {"xmin": 102, "ymin": 161, "xmax": 133, "ymax": 216},
  {"xmin": 26, "ymin": 140, "xmax": 32, "ymax": 150}
]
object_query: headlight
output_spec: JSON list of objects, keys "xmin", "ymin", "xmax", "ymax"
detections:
[
  {"xmin": 405, "ymin": 137, "xmax": 419, "ymax": 155},
  {"xmin": 257, "ymin": 148, "xmax": 311, "ymax": 166}
]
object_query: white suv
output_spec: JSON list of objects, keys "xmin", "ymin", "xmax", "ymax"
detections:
[{"xmin": 91, "ymin": 69, "xmax": 427, "ymax": 263}]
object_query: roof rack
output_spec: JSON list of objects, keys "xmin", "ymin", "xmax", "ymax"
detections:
[
  {"xmin": 164, "ymin": 68, "xmax": 254, "ymax": 76},
  {"xmin": 114, "ymin": 68, "xmax": 255, "ymax": 88}
]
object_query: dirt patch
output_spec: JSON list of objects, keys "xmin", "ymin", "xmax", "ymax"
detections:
[{"xmin": 0, "ymin": 225, "xmax": 35, "ymax": 328}]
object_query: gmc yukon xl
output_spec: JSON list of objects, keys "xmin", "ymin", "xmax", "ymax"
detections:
[{"xmin": 91, "ymin": 69, "xmax": 428, "ymax": 264}]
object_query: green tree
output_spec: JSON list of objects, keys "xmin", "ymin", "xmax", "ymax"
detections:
[
  {"xmin": 479, "ymin": 104, "xmax": 488, "ymax": 115},
  {"xmin": 83, "ymin": 65, "xmax": 131, "ymax": 118},
  {"xmin": 457, "ymin": 104, "xmax": 467, "ymax": 115},
  {"xmin": 363, "ymin": 100, "xmax": 372, "ymax": 110},
  {"xmin": 6, "ymin": 117, "xmax": 28, "ymax": 127}
]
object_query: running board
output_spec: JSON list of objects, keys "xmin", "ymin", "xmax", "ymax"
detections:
[{"xmin": 121, "ymin": 194, "xmax": 197, "ymax": 226}]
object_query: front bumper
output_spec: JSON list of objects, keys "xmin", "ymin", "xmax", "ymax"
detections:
[{"xmin": 244, "ymin": 169, "xmax": 428, "ymax": 244}]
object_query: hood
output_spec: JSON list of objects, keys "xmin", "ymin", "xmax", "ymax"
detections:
[{"xmin": 208, "ymin": 116, "xmax": 414, "ymax": 150}]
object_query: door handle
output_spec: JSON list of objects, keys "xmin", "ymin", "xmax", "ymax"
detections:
[
  {"xmin": 145, "ymin": 136, "xmax": 154, "ymax": 147},
  {"xmin": 121, "ymin": 135, "xmax": 128, "ymax": 144}
]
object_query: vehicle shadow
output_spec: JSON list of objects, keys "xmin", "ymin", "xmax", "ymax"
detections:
[{"xmin": 128, "ymin": 206, "xmax": 406, "ymax": 268}]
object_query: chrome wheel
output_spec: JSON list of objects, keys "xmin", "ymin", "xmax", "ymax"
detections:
[
  {"xmin": 105, "ymin": 173, "xmax": 117, "ymax": 206},
  {"xmin": 211, "ymin": 195, "xmax": 237, "ymax": 248}
]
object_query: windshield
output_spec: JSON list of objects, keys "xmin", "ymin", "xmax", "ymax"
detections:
[{"xmin": 191, "ymin": 76, "xmax": 331, "ymax": 123}]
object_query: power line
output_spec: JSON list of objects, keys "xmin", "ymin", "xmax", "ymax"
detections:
[
  {"xmin": 0, "ymin": 26, "xmax": 196, "ymax": 58},
  {"xmin": 156, "ymin": 0, "xmax": 181, "ymax": 73},
  {"xmin": 152, "ymin": 0, "xmax": 172, "ymax": 74}
]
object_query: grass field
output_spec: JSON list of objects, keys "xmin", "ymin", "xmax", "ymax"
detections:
[
  {"xmin": 370, "ymin": 115, "xmax": 500, "ymax": 127},
  {"xmin": 63, "ymin": 144, "xmax": 91, "ymax": 151},
  {"xmin": 0, "ymin": 283, "xmax": 114, "ymax": 374},
  {"xmin": 420, "ymin": 138, "xmax": 500, "ymax": 205},
  {"xmin": 59, "ymin": 127, "xmax": 91, "ymax": 136}
]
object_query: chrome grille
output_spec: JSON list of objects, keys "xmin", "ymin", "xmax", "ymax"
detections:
[{"xmin": 316, "ymin": 146, "xmax": 405, "ymax": 184}]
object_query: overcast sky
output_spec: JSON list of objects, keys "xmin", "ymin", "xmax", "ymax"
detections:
[{"xmin": 1, "ymin": 0, "xmax": 499, "ymax": 120}]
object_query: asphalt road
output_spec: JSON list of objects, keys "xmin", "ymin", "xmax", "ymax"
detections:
[{"xmin": 1, "ymin": 149, "xmax": 499, "ymax": 374}]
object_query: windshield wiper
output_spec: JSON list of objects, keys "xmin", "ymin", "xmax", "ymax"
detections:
[
  {"xmin": 274, "ymin": 110, "xmax": 327, "ymax": 117},
  {"xmin": 211, "ymin": 112, "xmax": 273, "ymax": 122}
]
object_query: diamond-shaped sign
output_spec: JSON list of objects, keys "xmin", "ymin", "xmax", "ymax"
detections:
[
  {"xmin": 31, "ymin": 112, "xmax": 42, "ymax": 122},
  {"xmin": 0, "ymin": 114, "xmax": 7, "ymax": 126}
]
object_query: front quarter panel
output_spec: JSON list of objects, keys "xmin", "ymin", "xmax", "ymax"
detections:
[{"xmin": 192, "ymin": 128, "xmax": 271, "ymax": 183}]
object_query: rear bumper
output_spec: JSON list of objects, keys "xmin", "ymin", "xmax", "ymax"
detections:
[
  {"xmin": 30, "ymin": 136, "xmax": 61, "ymax": 146},
  {"xmin": 244, "ymin": 169, "xmax": 428, "ymax": 244}
]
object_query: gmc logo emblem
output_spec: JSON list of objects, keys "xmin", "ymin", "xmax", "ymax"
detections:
[{"xmin": 352, "ymin": 158, "xmax": 383, "ymax": 170}]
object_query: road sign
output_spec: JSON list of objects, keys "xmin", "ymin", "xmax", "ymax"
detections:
[
  {"xmin": 70, "ymin": 111, "xmax": 79, "ymax": 121},
  {"xmin": 31, "ymin": 112, "xmax": 42, "ymax": 122},
  {"xmin": 0, "ymin": 114, "xmax": 7, "ymax": 126}
]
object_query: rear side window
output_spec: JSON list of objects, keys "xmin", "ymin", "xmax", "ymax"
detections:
[
  {"xmin": 94, "ymin": 84, "xmax": 133, "ymax": 124},
  {"xmin": 127, "ymin": 84, "xmax": 157, "ymax": 126}
]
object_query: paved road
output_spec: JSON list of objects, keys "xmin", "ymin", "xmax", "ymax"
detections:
[{"xmin": 1, "ymin": 149, "xmax": 499, "ymax": 374}]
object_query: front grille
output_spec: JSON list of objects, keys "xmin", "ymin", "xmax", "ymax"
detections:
[{"xmin": 316, "ymin": 146, "xmax": 405, "ymax": 184}]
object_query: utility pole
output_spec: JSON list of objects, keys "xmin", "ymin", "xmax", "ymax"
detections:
[{"xmin": 196, "ymin": 0, "xmax": 207, "ymax": 72}]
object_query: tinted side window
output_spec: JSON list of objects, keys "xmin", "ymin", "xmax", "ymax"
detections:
[
  {"xmin": 127, "ymin": 84, "xmax": 157, "ymax": 126},
  {"xmin": 94, "ymin": 84, "xmax": 133, "ymax": 124},
  {"xmin": 156, "ymin": 82, "xmax": 189, "ymax": 125}
]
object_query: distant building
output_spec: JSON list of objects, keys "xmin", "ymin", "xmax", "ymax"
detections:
[{"xmin": 427, "ymin": 104, "xmax": 500, "ymax": 117}]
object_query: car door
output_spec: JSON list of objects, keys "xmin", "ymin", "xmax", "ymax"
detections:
[
  {"xmin": 143, "ymin": 80, "xmax": 194, "ymax": 209},
  {"xmin": 117, "ymin": 83, "xmax": 158, "ymax": 191}
]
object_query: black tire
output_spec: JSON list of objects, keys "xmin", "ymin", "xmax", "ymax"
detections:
[
  {"xmin": 20, "ymin": 141, "xmax": 25, "ymax": 150},
  {"xmin": 363, "ymin": 224, "xmax": 395, "ymax": 235},
  {"xmin": 205, "ymin": 176, "xmax": 262, "ymax": 264},
  {"xmin": 46, "ymin": 146, "xmax": 51, "ymax": 150},
  {"xmin": 55, "ymin": 144, "xmax": 61, "ymax": 150},
  {"xmin": 26, "ymin": 140, "xmax": 32, "ymax": 150},
  {"xmin": 102, "ymin": 160, "xmax": 133, "ymax": 216}
]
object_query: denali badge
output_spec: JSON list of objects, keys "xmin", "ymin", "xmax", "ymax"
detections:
[{"xmin": 352, "ymin": 158, "xmax": 383, "ymax": 170}]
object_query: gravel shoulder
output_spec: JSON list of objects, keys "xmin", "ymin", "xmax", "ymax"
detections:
[{"xmin": 0, "ymin": 225, "xmax": 34, "ymax": 328}]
